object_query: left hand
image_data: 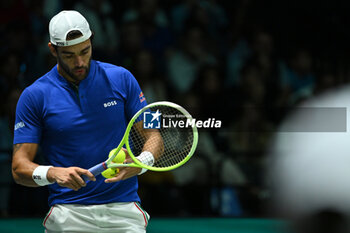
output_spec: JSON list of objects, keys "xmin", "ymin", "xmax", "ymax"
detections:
[{"xmin": 104, "ymin": 149, "xmax": 141, "ymax": 183}]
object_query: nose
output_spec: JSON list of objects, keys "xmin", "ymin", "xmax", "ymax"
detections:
[{"xmin": 74, "ymin": 56, "xmax": 84, "ymax": 67}]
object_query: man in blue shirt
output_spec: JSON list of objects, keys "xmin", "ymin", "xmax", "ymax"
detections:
[{"xmin": 12, "ymin": 10, "xmax": 152, "ymax": 232}]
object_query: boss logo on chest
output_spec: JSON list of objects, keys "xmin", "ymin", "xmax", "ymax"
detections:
[{"xmin": 103, "ymin": 100, "xmax": 117, "ymax": 108}]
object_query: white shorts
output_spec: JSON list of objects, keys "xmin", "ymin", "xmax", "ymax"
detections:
[{"xmin": 43, "ymin": 202, "xmax": 150, "ymax": 233}]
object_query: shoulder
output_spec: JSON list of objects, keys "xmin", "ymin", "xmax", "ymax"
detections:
[
  {"xmin": 19, "ymin": 70, "xmax": 56, "ymax": 104},
  {"xmin": 94, "ymin": 61, "xmax": 137, "ymax": 87},
  {"xmin": 95, "ymin": 61, "xmax": 132, "ymax": 77}
]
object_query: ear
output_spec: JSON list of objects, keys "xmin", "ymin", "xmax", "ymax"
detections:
[{"xmin": 48, "ymin": 42, "xmax": 57, "ymax": 58}]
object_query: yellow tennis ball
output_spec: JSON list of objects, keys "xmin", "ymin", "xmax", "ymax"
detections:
[
  {"xmin": 102, "ymin": 168, "xmax": 118, "ymax": 178},
  {"xmin": 102, "ymin": 149, "xmax": 126, "ymax": 179},
  {"xmin": 110, "ymin": 149, "xmax": 126, "ymax": 163}
]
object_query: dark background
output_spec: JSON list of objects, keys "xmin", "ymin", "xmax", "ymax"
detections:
[{"xmin": 1, "ymin": 0, "xmax": 350, "ymax": 218}]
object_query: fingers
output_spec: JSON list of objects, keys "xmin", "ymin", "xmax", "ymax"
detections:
[
  {"xmin": 104, "ymin": 167, "xmax": 142, "ymax": 183},
  {"xmin": 105, "ymin": 170, "xmax": 125, "ymax": 183},
  {"xmin": 121, "ymin": 148, "xmax": 131, "ymax": 160},
  {"xmin": 73, "ymin": 168, "xmax": 96, "ymax": 188},
  {"xmin": 119, "ymin": 148, "xmax": 133, "ymax": 164},
  {"xmin": 67, "ymin": 177, "xmax": 82, "ymax": 191},
  {"xmin": 76, "ymin": 168, "xmax": 96, "ymax": 182},
  {"xmin": 63, "ymin": 169, "xmax": 85, "ymax": 191},
  {"xmin": 56, "ymin": 175, "xmax": 81, "ymax": 191},
  {"xmin": 124, "ymin": 158, "xmax": 133, "ymax": 163},
  {"xmin": 53, "ymin": 167, "xmax": 96, "ymax": 191}
]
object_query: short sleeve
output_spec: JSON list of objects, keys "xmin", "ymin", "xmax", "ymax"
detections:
[
  {"xmin": 13, "ymin": 88, "xmax": 43, "ymax": 144},
  {"xmin": 124, "ymin": 70, "xmax": 147, "ymax": 120}
]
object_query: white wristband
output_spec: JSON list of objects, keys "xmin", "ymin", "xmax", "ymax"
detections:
[
  {"xmin": 136, "ymin": 151, "xmax": 155, "ymax": 175},
  {"xmin": 32, "ymin": 165, "xmax": 54, "ymax": 186}
]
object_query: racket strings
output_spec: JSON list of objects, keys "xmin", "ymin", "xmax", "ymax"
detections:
[
  {"xmin": 129, "ymin": 105, "xmax": 195, "ymax": 168},
  {"xmin": 155, "ymin": 130, "xmax": 193, "ymax": 167}
]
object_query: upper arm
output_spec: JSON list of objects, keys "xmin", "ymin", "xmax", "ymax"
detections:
[
  {"xmin": 123, "ymin": 70, "xmax": 147, "ymax": 120},
  {"xmin": 13, "ymin": 88, "xmax": 43, "ymax": 144}
]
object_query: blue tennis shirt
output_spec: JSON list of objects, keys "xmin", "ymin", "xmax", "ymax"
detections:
[{"xmin": 13, "ymin": 60, "xmax": 147, "ymax": 206}]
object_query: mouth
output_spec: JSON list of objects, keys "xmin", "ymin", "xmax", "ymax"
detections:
[{"xmin": 74, "ymin": 68, "xmax": 86, "ymax": 75}]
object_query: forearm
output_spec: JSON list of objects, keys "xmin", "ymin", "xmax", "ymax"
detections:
[
  {"xmin": 12, "ymin": 143, "xmax": 95, "ymax": 190},
  {"xmin": 12, "ymin": 143, "xmax": 42, "ymax": 187},
  {"xmin": 12, "ymin": 154, "xmax": 40, "ymax": 187},
  {"xmin": 142, "ymin": 130, "xmax": 164, "ymax": 160}
]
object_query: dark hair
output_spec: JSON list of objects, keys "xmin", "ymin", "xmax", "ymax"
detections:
[
  {"xmin": 66, "ymin": 30, "xmax": 83, "ymax": 40},
  {"xmin": 52, "ymin": 30, "xmax": 94, "ymax": 50}
]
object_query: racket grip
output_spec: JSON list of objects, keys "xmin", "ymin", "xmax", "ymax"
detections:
[{"xmin": 83, "ymin": 163, "xmax": 106, "ymax": 182}]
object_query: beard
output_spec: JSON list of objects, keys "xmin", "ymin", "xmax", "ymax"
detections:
[{"xmin": 57, "ymin": 55, "xmax": 91, "ymax": 83}]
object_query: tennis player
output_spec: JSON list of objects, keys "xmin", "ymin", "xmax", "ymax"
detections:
[{"xmin": 12, "ymin": 10, "xmax": 153, "ymax": 232}]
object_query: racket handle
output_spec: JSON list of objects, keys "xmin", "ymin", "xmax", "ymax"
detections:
[{"xmin": 83, "ymin": 163, "xmax": 107, "ymax": 182}]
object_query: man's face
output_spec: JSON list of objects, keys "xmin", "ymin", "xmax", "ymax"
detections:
[{"xmin": 55, "ymin": 39, "xmax": 92, "ymax": 83}]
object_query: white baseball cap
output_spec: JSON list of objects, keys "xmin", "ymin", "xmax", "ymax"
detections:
[{"xmin": 49, "ymin": 10, "xmax": 92, "ymax": 47}]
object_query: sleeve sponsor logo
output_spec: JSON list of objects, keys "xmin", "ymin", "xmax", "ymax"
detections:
[
  {"xmin": 139, "ymin": 92, "xmax": 146, "ymax": 103},
  {"xmin": 14, "ymin": 121, "xmax": 25, "ymax": 131}
]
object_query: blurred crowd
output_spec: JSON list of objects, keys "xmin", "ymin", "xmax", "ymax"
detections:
[{"xmin": 1, "ymin": 0, "xmax": 350, "ymax": 218}]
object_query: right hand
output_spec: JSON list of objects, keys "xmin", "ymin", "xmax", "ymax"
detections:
[{"xmin": 47, "ymin": 167, "xmax": 95, "ymax": 191}]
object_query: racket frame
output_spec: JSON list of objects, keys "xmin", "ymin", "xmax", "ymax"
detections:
[{"xmin": 107, "ymin": 101, "xmax": 199, "ymax": 171}]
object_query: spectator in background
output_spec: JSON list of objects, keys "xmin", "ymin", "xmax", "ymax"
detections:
[
  {"xmin": 235, "ymin": 63, "xmax": 266, "ymax": 106},
  {"xmin": 123, "ymin": 0, "xmax": 169, "ymax": 28},
  {"xmin": 250, "ymin": 31, "xmax": 280, "ymax": 90},
  {"xmin": 278, "ymin": 48, "xmax": 315, "ymax": 106},
  {"xmin": 227, "ymin": 101, "xmax": 274, "ymax": 156},
  {"xmin": 226, "ymin": 30, "xmax": 279, "ymax": 90},
  {"xmin": 130, "ymin": 49, "xmax": 168, "ymax": 102},
  {"xmin": 42, "ymin": 0, "xmax": 62, "ymax": 20},
  {"xmin": 314, "ymin": 68, "xmax": 339, "ymax": 95},
  {"xmin": 122, "ymin": 0, "xmax": 173, "ymax": 65},
  {"xmin": 171, "ymin": 0, "xmax": 228, "ymax": 41},
  {"xmin": 74, "ymin": 0, "xmax": 119, "ymax": 60},
  {"xmin": 191, "ymin": 64, "xmax": 229, "ymax": 142},
  {"xmin": 0, "ymin": 51, "xmax": 25, "ymax": 99},
  {"xmin": 228, "ymin": 63, "xmax": 273, "ymax": 156},
  {"xmin": 226, "ymin": 37, "xmax": 251, "ymax": 87},
  {"xmin": 118, "ymin": 20, "xmax": 143, "ymax": 68},
  {"xmin": 171, "ymin": 0, "xmax": 196, "ymax": 34},
  {"xmin": 166, "ymin": 26, "xmax": 217, "ymax": 95},
  {"xmin": 0, "ymin": 88, "xmax": 22, "ymax": 217}
]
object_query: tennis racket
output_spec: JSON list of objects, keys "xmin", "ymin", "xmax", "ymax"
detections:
[{"xmin": 83, "ymin": 101, "xmax": 198, "ymax": 181}]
